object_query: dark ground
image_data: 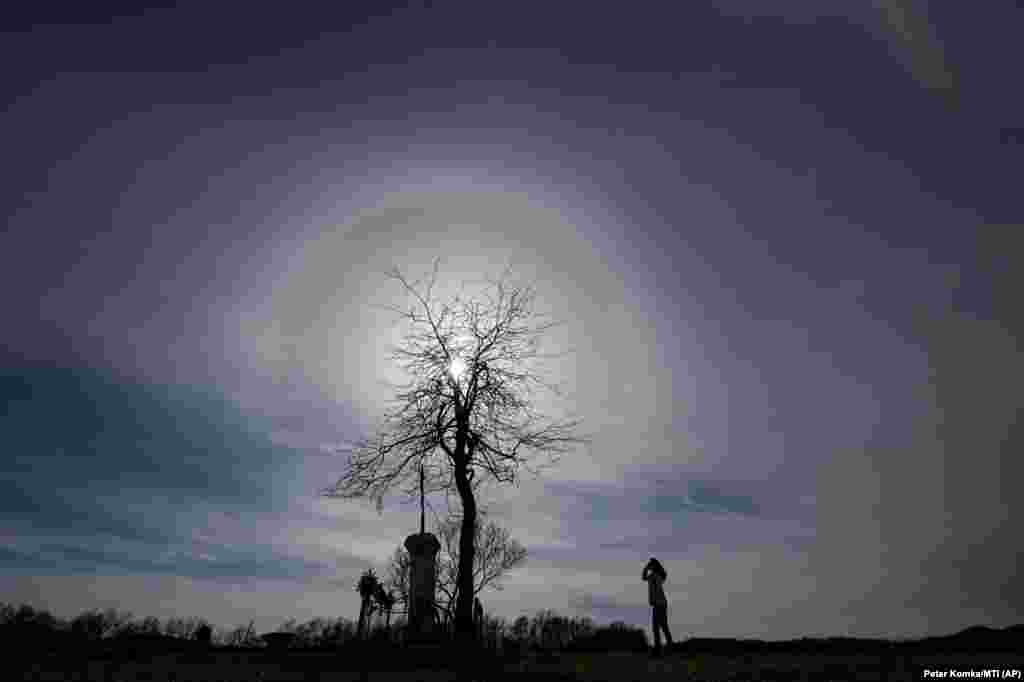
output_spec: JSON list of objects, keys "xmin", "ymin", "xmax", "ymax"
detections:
[{"xmin": 6, "ymin": 625, "xmax": 1024, "ymax": 680}]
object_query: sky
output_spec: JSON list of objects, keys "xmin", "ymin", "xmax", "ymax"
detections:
[{"xmin": 1, "ymin": 1, "xmax": 1021, "ymax": 641}]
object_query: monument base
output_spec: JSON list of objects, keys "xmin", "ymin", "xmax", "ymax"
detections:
[{"xmin": 404, "ymin": 531, "xmax": 442, "ymax": 644}]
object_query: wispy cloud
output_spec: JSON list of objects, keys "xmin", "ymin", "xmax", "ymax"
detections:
[{"xmin": 0, "ymin": 366, "xmax": 364, "ymax": 588}]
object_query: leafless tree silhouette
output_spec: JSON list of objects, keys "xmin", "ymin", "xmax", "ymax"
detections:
[{"xmin": 323, "ymin": 259, "xmax": 588, "ymax": 641}]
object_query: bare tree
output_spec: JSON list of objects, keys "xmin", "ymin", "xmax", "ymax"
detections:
[
  {"xmin": 70, "ymin": 608, "xmax": 132, "ymax": 640},
  {"xmin": 384, "ymin": 545, "xmax": 413, "ymax": 613},
  {"xmin": 373, "ymin": 583, "xmax": 396, "ymax": 629},
  {"xmin": 223, "ymin": 620, "xmax": 260, "ymax": 647},
  {"xmin": 323, "ymin": 260, "xmax": 588, "ymax": 640},
  {"xmin": 137, "ymin": 615, "xmax": 162, "ymax": 636},
  {"xmin": 511, "ymin": 615, "xmax": 530, "ymax": 641},
  {"xmin": 163, "ymin": 616, "xmax": 188, "ymax": 639},
  {"xmin": 386, "ymin": 512, "xmax": 527, "ymax": 626}
]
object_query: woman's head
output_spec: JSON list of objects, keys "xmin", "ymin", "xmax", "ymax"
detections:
[{"xmin": 647, "ymin": 557, "xmax": 667, "ymax": 580}]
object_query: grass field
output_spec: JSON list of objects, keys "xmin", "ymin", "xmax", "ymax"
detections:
[
  {"xmin": 13, "ymin": 649, "xmax": 1024, "ymax": 681},
  {"xmin": 505, "ymin": 650, "xmax": 1024, "ymax": 681}
]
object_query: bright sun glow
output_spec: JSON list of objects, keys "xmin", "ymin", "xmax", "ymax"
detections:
[{"xmin": 448, "ymin": 356, "xmax": 467, "ymax": 380}]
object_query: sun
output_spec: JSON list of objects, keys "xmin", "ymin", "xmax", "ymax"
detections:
[{"xmin": 448, "ymin": 356, "xmax": 468, "ymax": 381}]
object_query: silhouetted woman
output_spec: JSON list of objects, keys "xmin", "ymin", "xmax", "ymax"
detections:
[{"xmin": 642, "ymin": 557, "xmax": 673, "ymax": 655}]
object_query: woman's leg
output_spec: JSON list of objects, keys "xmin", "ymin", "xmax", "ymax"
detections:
[
  {"xmin": 655, "ymin": 605, "xmax": 672, "ymax": 648},
  {"xmin": 651, "ymin": 607, "xmax": 662, "ymax": 651}
]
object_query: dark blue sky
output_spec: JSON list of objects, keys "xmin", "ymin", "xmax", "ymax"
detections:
[{"xmin": 2, "ymin": 1, "xmax": 1021, "ymax": 638}]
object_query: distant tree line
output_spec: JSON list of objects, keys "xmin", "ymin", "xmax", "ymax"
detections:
[
  {"xmin": 0, "ymin": 601, "xmax": 649, "ymax": 653},
  {"xmin": 0, "ymin": 602, "xmax": 358, "ymax": 649},
  {"xmin": 504, "ymin": 610, "xmax": 648, "ymax": 653},
  {"xmin": 5, "ymin": 601, "xmax": 1021, "ymax": 660}
]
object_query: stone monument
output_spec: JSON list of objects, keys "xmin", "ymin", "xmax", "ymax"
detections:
[
  {"xmin": 404, "ymin": 530, "xmax": 441, "ymax": 641},
  {"xmin": 404, "ymin": 463, "xmax": 441, "ymax": 643}
]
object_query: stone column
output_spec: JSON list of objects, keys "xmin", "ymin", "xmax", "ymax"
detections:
[{"xmin": 404, "ymin": 532, "xmax": 441, "ymax": 642}]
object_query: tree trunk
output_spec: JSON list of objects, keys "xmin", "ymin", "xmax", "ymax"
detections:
[
  {"xmin": 453, "ymin": 459, "xmax": 477, "ymax": 643},
  {"xmin": 357, "ymin": 598, "xmax": 368, "ymax": 639}
]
